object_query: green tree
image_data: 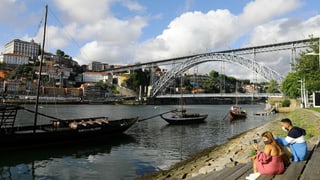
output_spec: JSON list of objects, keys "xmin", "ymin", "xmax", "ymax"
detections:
[
  {"xmin": 281, "ymin": 38, "xmax": 320, "ymax": 98},
  {"xmin": 14, "ymin": 65, "xmax": 35, "ymax": 79},
  {"xmin": 281, "ymin": 72, "xmax": 300, "ymax": 98},
  {"xmin": 267, "ymin": 79, "xmax": 280, "ymax": 93},
  {"xmin": 56, "ymin": 49, "xmax": 65, "ymax": 57},
  {"xmin": 96, "ymin": 80, "xmax": 108, "ymax": 90},
  {"xmin": 209, "ymin": 70, "xmax": 219, "ymax": 78},
  {"xmin": 125, "ymin": 69, "xmax": 150, "ymax": 91}
]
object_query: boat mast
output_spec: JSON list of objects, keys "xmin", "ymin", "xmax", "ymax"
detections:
[
  {"xmin": 180, "ymin": 74, "xmax": 183, "ymax": 111},
  {"xmin": 235, "ymin": 80, "xmax": 238, "ymax": 105},
  {"xmin": 34, "ymin": 5, "xmax": 48, "ymax": 133}
]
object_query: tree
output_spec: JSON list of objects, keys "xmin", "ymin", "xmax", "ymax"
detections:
[
  {"xmin": 267, "ymin": 79, "xmax": 280, "ymax": 93},
  {"xmin": 96, "ymin": 80, "xmax": 108, "ymax": 90},
  {"xmin": 281, "ymin": 72, "xmax": 300, "ymax": 98},
  {"xmin": 56, "ymin": 49, "xmax": 65, "ymax": 57},
  {"xmin": 14, "ymin": 65, "xmax": 35, "ymax": 79},
  {"xmin": 125, "ymin": 69, "xmax": 150, "ymax": 91},
  {"xmin": 281, "ymin": 38, "xmax": 320, "ymax": 98},
  {"xmin": 209, "ymin": 70, "xmax": 219, "ymax": 78}
]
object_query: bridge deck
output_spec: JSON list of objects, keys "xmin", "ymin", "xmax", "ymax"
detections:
[{"xmin": 156, "ymin": 93, "xmax": 283, "ymax": 98}]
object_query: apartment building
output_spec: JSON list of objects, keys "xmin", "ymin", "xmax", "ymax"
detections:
[{"xmin": 4, "ymin": 39, "xmax": 40, "ymax": 59}]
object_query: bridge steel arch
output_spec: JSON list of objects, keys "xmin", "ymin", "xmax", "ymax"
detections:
[{"xmin": 150, "ymin": 53, "xmax": 284, "ymax": 97}]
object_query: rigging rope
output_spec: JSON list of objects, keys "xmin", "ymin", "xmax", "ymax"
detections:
[{"xmin": 138, "ymin": 109, "xmax": 177, "ymax": 122}]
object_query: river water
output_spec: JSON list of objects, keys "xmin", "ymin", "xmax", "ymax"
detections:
[{"xmin": 0, "ymin": 104, "xmax": 278, "ymax": 179}]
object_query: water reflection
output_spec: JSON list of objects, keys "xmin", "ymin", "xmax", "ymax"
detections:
[
  {"xmin": 0, "ymin": 104, "xmax": 279, "ymax": 179},
  {"xmin": 0, "ymin": 134, "xmax": 135, "ymax": 179}
]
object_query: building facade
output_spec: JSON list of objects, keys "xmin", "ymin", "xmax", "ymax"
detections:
[
  {"xmin": 82, "ymin": 72, "xmax": 112, "ymax": 83},
  {"xmin": 88, "ymin": 61, "xmax": 102, "ymax": 71},
  {"xmin": 0, "ymin": 53, "xmax": 29, "ymax": 65},
  {"xmin": 4, "ymin": 39, "xmax": 40, "ymax": 59}
]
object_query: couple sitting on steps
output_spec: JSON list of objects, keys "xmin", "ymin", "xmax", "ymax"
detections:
[{"xmin": 246, "ymin": 118, "xmax": 307, "ymax": 180}]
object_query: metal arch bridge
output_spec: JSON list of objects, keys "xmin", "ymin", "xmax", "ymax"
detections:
[
  {"xmin": 150, "ymin": 53, "xmax": 284, "ymax": 97},
  {"xmin": 103, "ymin": 38, "xmax": 316, "ymax": 73},
  {"xmin": 100, "ymin": 38, "xmax": 318, "ymax": 97}
]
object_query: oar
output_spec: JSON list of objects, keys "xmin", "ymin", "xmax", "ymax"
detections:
[
  {"xmin": 21, "ymin": 107, "xmax": 62, "ymax": 121},
  {"xmin": 138, "ymin": 109, "xmax": 177, "ymax": 122}
]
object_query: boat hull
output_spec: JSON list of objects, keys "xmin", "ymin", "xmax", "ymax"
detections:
[
  {"xmin": 229, "ymin": 110, "xmax": 247, "ymax": 120},
  {"xmin": 0, "ymin": 117, "xmax": 138, "ymax": 149},
  {"xmin": 160, "ymin": 114, "xmax": 208, "ymax": 125}
]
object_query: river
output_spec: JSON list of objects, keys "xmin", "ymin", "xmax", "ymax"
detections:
[{"xmin": 0, "ymin": 104, "xmax": 278, "ymax": 179}]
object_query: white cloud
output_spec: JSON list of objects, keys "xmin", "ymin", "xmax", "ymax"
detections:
[
  {"xmin": 49, "ymin": 0, "xmax": 147, "ymax": 65},
  {"xmin": 248, "ymin": 15, "xmax": 320, "ymax": 45},
  {"xmin": 121, "ymin": 0, "xmax": 145, "ymax": 12},
  {"xmin": 53, "ymin": 0, "xmax": 114, "ymax": 24},
  {"xmin": 239, "ymin": 0, "xmax": 301, "ymax": 28},
  {"xmin": 135, "ymin": 9, "xmax": 238, "ymax": 61},
  {"xmin": 133, "ymin": 0, "xmax": 303, "ymax": 69},
  {"xmin": 240, "ymin": 15, "xmax": 320, "ymax": 81}
]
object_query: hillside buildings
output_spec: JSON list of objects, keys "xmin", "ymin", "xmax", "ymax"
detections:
[
  {"xmin": 0, "ymin": 39, "xmax": 40, "ymax": 65},
  {"xmin": 4, "ymin": 39, "xmax": 40, "ymax": 58},
  {"xmin": 0, "ymin": 38, "xmax": 122, "ymax": 99}
]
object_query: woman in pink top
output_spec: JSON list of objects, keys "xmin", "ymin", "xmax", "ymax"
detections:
[{"xmin": 253, "ymin": 131, "xmax": 285, "ymax": 175}]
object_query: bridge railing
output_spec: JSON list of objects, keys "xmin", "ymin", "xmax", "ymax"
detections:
[{"xmin": 155, "ymin": 93, "xmax": 284, "ymax": 98}]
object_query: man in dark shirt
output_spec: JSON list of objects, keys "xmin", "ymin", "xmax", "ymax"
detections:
[{"xmin": 276, "ymin": 118, "xmax": 307, "ymax": 162}]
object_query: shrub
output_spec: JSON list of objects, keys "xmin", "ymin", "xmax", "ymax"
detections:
[{"xmin": 282, "ymin": 99, "xmax": 291, "ymax": 107}]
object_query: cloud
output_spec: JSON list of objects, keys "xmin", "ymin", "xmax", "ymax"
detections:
[
  {"xmin": 73, "ymin": 15, "xmax": 147, "ymax": 65},
  {"xmin": 0, "ymin": 0, "xmax": 25, "ymax": 23},
  {"xmin": 0, "ymin": 0, "xmax": 41, "ymax": 30},
  {"xmin": 248, "ymin": 15, "xmax": 320, "ymax": 45},
  {"xmin": 239, "ymin": 0, "xmax": 301, "ymax": 28},
  {"xmin": 53, "ymin": 0, "xmax": 114, "ymax": 24},
  {"xmin": 48, "ymin": 0, "xmax": 147, "ymax": 65},
  {"xmin": 241, "ymin": 15, "xmax": 320, "ymax": 80},
  {"xmin": 121, "ymin": 0, "xmax": 145, "ymax": 12},
  {"xmin": 76, "ymin": 41, "xmax": 136, "ymax": 65},
  {"xmin": 135, "ymin": 9, "xmax": 238, "ymax": 61},
  {"xmin": 133, "ymin": 0, "xmax": 302, "ymax": 67},
  {"xmin": 5, "ymin": 0, "xmax": 315, "ymax": 83}
]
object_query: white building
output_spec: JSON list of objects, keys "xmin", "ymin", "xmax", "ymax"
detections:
[
  {"xmin": 4, "ymin": 39, "xmax": 40, "ymax": 59},
  {"xmin": 0, "ymin": 53, "xmax": 29, "ymax": 65},
  {"xmin": 82, "ymin": 72, "xmax": 112, "ymax": 83}
]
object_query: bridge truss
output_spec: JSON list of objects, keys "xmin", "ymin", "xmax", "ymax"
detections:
[
  {"xmin": 150, "ymin": 53, "xmax": 284, "ymax": 97},
  {"xmin": 99, "ymin": 38, "xmax": 319, "ymax": 97}
]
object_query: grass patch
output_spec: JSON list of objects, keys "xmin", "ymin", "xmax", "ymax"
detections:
[
  {"xmin": 309, "ymin": 108, "xmax": 320, "ymax": 113},
  {"xmin": 271, "ymin": 109, "xmax": 320, "ymax": 141}
]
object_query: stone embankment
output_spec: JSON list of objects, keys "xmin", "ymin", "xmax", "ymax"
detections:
[{"xmin": 137, "ymin": 109, "xmax": 320, "ymax": 180}]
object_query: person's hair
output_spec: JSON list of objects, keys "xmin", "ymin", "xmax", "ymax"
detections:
[
  {"xmin": 281, "ymin": 118, "xmax": 292, "ymax": 126},
  {"xmin": 261, "ymin": 131, "xmax": 282, "ymax": 152}
]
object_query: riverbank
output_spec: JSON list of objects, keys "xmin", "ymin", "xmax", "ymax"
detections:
[{"xmin": 137, "ymin": 108, "xmax": 320, "ymax": 180}]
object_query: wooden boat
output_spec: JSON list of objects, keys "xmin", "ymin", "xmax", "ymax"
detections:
[
  {"xmin": 228, "ymin": 80, "xmax": 247, "ymax": 121},
  {"xmin": 160, "ymin": 76, "xmax": 208, "ymax": 124},
  {"xmin": 0, "ymin": 104, "xmax": 138, "ymax": 148},
  {"xmin": 160, "ymin": 110, "xmax": 207, "ymax": 124},
  {"xmin": 0, "ymin": 5, "xmax": 138, "ymax": 149},
  {"xmin": 229, "ymin": 105, "xmax": 247, "ymax": 120}
]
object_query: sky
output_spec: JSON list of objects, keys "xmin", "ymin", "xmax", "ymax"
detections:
[{"xmin": 0, "ymin": 0, "xmax": 320, "ymax": 81}]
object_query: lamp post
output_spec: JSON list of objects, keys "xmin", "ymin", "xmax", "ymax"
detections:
[
  {"xmin": 298, "ymin": 80, "xmax": 303, "ymax": 108},
  {"xmin": 298, "ymin": 79, "xmax": 307, "ymax": 108}
]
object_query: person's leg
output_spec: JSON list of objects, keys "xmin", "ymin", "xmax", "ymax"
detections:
[{"xmin": 253, "ymin": 158, "xmax": 258, "ymax": 173}]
